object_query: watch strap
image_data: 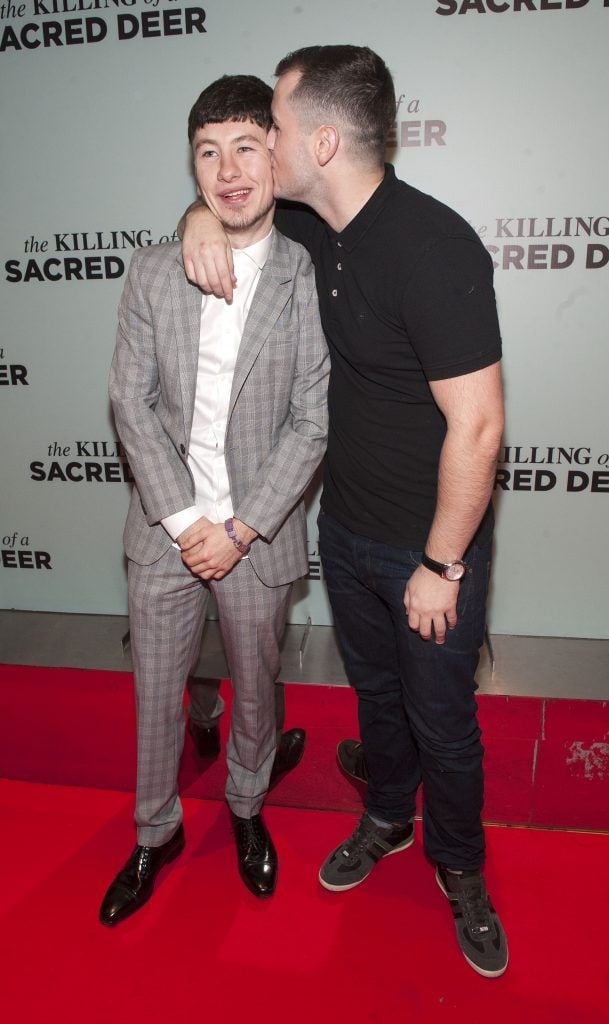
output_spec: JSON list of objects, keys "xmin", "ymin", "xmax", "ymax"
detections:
[{"xmin": 421, "ymin": 553, "xmax": 448, "ymax": 576}]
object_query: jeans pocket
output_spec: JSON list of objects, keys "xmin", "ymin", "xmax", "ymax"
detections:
[
  {"xmin": 456, "ymin": 545, "xmax": 492, "ymax": 648},
  {"xmin": 456, "ymin": 566, "xmax": 473, "ymax": 621}
]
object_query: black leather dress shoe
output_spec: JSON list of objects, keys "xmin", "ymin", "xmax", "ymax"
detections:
[
  {"xmin": 337, "ymin": 739, "xmax": 368, "ymax": 783},
  {"xmin": 231, "ymin": 812, "xmax": 277, "ymax": 898},
  {"xmin": 99, "ymin": 824, "xmax": 185, "ymax": 926},
  {"xmin": 270, "ymin": 727, "xmax": 306, "ymax": 784},
  {"xmin": 188, "ymin": 720, "xmax": 221, "ymax": 758}
]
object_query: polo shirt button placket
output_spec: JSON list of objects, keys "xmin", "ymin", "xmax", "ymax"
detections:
[{"xmin": 332, "ymin": 240, "xmax": 342, "ymax": 298}]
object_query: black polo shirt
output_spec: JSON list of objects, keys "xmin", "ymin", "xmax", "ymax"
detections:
[{"xmin": 276, "ymin": 165, "xmax": 502, "ymax": 551}]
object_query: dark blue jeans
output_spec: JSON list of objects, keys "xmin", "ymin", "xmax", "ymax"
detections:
[{"xmin": 318, "ymin": 512, "xmax": 490, "ymax": 870}]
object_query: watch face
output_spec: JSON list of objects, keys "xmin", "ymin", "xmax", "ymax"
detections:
[{"xmin": 444, "ymin": 561, "xmax": 466, "ymax": 581}]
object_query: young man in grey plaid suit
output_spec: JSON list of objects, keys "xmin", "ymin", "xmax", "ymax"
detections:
[{"xmin": 100, "ymin": 75, "xmax": 329, "ymax": 925}]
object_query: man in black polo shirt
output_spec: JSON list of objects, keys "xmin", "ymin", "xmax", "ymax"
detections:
[{"xmin": 181, "ymin": 47, "xmax": 507, "ymax": 978}]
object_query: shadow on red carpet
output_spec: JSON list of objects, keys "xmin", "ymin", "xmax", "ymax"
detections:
[{"xmin": 1, "ymin": 664, "xmax": 609, "ymax": 829}]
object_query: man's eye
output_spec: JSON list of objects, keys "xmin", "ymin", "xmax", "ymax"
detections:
[{"xmin": 238, "ymin": 146, "xmax": 253, "ymax": 153}]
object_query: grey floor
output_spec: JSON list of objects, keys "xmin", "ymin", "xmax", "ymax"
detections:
[{"xmin": 1, "ymin": 609, "xmax": 607, "ymax": 700}]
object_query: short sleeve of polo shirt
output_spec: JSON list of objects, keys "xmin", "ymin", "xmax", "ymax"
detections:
[{"xmin": 401, "ymin": 235, "xmax": 502, "ymax": 381}]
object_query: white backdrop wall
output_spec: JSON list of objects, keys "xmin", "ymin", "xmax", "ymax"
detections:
[{"xmin": 1, "ymin": 0, "xmax": 608, "ymax": 638}]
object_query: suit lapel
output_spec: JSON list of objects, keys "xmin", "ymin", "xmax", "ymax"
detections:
[
  {"xmin": 169, "ymin": 256, "xmax": 202, "ymax": 440},
  {"xmin": 227, "ymin": 229, "xmax": 292, "ymax": 422}
]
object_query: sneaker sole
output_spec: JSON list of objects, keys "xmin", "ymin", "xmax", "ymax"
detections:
[
  {"xmin": 435, "ymin": 869, "xmax": 509, "ymax": 978},
  {"xmin": 319, "ymin": 831, "xmax": 415, "ymax": 892}
]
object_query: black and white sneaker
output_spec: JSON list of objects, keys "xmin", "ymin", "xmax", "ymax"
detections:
[
  {"xmin": 319, "ymin": 813, "xmax": 414, "ymax": 892},
  {"xmin": 436, "ymin": 866, "xmax": 508, "ymax": 978}
]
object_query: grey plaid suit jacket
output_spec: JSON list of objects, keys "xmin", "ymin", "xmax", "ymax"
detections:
[{"xmin": 109, "ymin": 228, "xmax": 329, "ymax": 587}]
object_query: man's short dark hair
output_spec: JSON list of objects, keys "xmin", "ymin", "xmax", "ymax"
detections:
[
  {"xmin": 188, "ymin": 75, "xmax": 273, "ymax": 144},
  {"xmin": 275, "ymin": 45, "xmax": 395, "ymax": 165}
]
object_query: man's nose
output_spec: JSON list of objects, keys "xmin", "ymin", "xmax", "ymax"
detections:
[
  {"xmin": 267, "ymin": 127, "xmax": 276, "ymax": 150},
  {"xmin": 218, "ymin": 155, "xmax": 240, "ymax": 180}
]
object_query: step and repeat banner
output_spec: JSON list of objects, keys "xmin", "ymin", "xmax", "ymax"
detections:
[{"xmin": 1, "ymin": 1, "xmax": 608, "ymax": 637}]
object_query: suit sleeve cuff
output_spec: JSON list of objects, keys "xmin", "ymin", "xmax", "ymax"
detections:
[{"xmin": 161, "ymin": 506, "xmax": 202, "ymax": 542}]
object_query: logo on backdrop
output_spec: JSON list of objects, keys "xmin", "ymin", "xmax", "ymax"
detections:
[
  {"xmin": 435, "ymin": 1, "xmax": 602, "ymax": 16},
  {"xmin": 29, "ymin": 439, "xmax": 134, "ymax": 483},
  {"xmin": 1, "ymin": 2, "xmax": 206, "ymax": 54},
  {"xmin": 387, "ymin": 92, "xmax": 447, "ymax": 151},
  {"xmin": 496, "ymin": 444, "xmax": 609, "ymax": 494},
  {"xmin": 472, "ymin": 216, "xmax": 609, "ymax": 271},
  {"xmin": 0, "ymin": 346, "xmax": 29, "ymax": 385},
  {"xmin": 1, "ymin": 530, "xmax": 53, "ymax": 570},
  {"xmin": 5, "ymin": 227, "xmax": 178, "ymax": 283}
]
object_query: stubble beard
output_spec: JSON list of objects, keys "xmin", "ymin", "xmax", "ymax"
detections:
[{"xmin": 219, "ymin": 195, "xmax": 275, "ymax": 237}]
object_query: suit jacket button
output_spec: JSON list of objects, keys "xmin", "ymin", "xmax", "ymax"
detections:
[{"xmin": 180, "ymin": 444, "xmax": 186, "ymax": 454}]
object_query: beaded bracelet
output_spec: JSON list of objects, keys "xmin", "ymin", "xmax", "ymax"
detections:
[{"xmin": 224, "ymin": 517, "xmax": 251, "ymax": 556}]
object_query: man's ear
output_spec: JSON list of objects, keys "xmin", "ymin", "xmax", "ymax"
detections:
[{"xmin": 315, "ymin": 124, "xmax": 340, "ymax": 167}]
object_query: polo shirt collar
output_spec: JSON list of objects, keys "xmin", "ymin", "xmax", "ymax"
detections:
[{"xmin": 333, "ymin": 164, "xmax": 399, "ymax": 253}]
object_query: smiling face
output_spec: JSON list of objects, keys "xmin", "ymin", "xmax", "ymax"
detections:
[{"xmin": 192, "ymin": 119, "xmax": 275, "ymax": 246}]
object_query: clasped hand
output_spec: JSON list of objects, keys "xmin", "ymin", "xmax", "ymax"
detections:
[{"xmin": 177, "ymin": 517, "xmax": 242, "ymax": 581}]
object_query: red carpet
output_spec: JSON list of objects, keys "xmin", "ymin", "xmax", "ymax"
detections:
[
  {"xmin": 1, "ymin": 778, "xmax": 608, "ymax": 1023},
  {"xmin": 1, "ymin": 664, "xmax": 609, "ymax": 829},
  {"xmin": 1, "ymin": 664, "xmax": 609, "ymax": 1020}
]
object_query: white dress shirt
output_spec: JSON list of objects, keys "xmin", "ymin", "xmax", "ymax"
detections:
[{"xmin": 161, "ymin": 229, "xmax": 273, "ymax": 542}]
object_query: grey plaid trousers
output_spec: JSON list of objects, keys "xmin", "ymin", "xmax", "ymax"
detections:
[{"xmin": 128, "ymin": 546, "xmax": 292, "ymax": 845}]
